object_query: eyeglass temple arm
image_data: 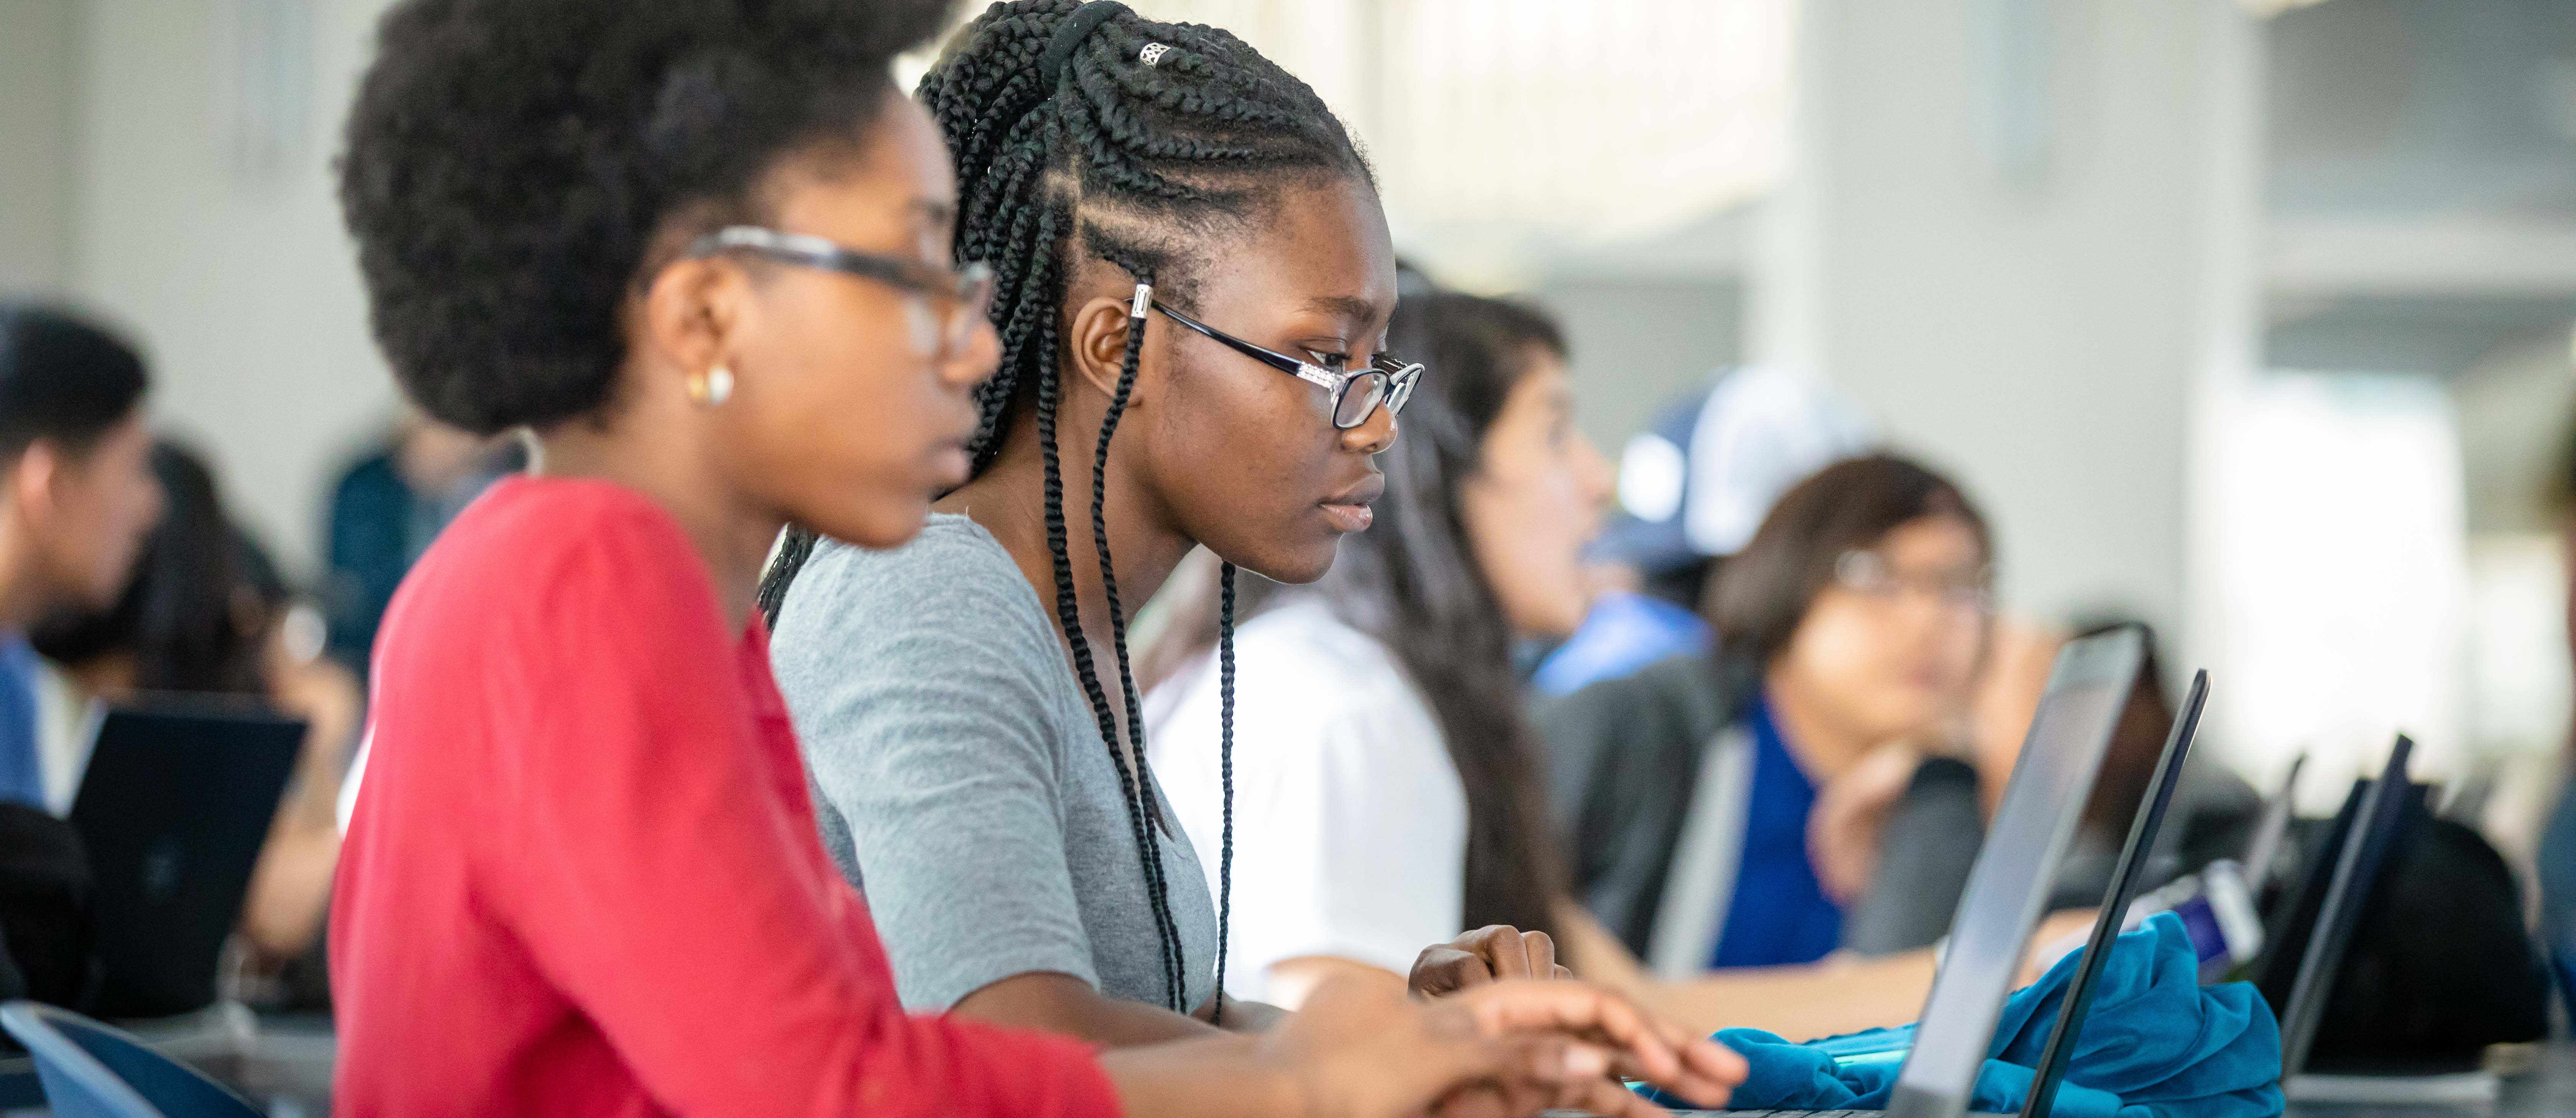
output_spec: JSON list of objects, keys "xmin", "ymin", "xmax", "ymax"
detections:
[{"xmin": 1152, "ymin": 304, "xmax": 1341, "ymax": 389}]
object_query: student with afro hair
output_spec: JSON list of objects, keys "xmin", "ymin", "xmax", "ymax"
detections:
[{"xmin": 326, "ymin": 0, "xmax": 1742, "ymax": 1115}]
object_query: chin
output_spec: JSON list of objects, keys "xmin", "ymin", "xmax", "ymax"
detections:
[
  {"xmin": 1230, "ymin": 536, "xmax": 1341, "ymax": 586},
  {"xmin": 813, "ymin": 500, "xmax": 932, "ymax": 552}
]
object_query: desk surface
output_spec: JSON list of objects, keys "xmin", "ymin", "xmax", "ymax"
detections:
[{"xmin": 2285, "ymin": 1045, "xmax": 2576, "ymax": 1118}]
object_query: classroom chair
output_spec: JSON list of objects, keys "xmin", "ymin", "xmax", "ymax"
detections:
[{"xmin": 0, "ymin": 1001, "xmax": 260, "ymax": 1118}]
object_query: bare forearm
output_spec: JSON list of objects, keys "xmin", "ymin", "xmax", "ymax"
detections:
[
  {"xmin": 1556, "ymin": 903, "xmax": 1932, "ymax": 1042},
  {"xmin": 952, "ymin": 971, "xmax": 1222, "ymax": 1048},
  {"xmin": 1264, "ymin": 956, "xmax": 1408, "ymax": 1011},
  {"xmin": 1100, "ymin": 1033, "xmax": 1306, "ymax": 1118},
  {"xmin": 1208, "ymin": 993, "xmax": 1290, "ymax": 1033},
  {"xmin": 1641, "ymin": 951, "xmax": 1936, "ymax": 1042}
]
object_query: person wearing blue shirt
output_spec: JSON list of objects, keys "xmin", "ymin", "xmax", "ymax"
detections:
[
  {"xmin": 1540, "ymin": 455, "xmax": 1997, "ymax": 977},
  {"xmin": 0, "ymin": 305, "xmax": 164, "ymax": 809}
]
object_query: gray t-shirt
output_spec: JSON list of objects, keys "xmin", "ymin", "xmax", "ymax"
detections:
[{"xmin": 769, "ymin": 514, "xmax": 1217, "ymax": 1014}]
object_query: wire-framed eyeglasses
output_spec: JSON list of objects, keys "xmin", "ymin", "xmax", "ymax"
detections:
[
  {"xmin": 686, "ymin": 226, "xmax": 996, "ymax": 360},
  {"xmin": 1153, "ymin": 301, "xmax": 1423, "ymax": 430}
]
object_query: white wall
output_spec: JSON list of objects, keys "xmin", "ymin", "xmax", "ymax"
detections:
[
  {"xmin": 1758, "ymin": 0, "xmax": 2262, "ymax": 666},
  {"xmin": 64, "ymin": 0, "xmax": 400, "ymax": 576},
  {"xmin": 0, "ymin": 0, "xmax": 77, "ymax": 293}
]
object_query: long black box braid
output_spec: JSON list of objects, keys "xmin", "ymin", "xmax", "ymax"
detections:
[{"xmin": 760, "ymin": 0, "xmax": 1371, "ymax": 1023}]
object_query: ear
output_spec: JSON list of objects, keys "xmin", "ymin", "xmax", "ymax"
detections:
[
  {"xmin": 636, "ymin": 253, "xmax": 748, "ymax": 391},
  {"xmin": 13, "ymin": 443, "xmax": 61, "ymax": 527},
  {"xmin": 1064, "ymin": 294, "xmax": 1147, "ymax": 404}
]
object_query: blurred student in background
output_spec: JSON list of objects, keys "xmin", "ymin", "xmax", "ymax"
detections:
[
  {"xmin": 33, "ymin": 439, "xmax": 360, "ymax": 970},
  {"xmin": 1544, "ymin": 453, "xmax": 1996, "ymax": 976},
  {"xmin": 1534, "ymin": 365, "xmax": 1873, "ymax": 696},
  {"xmin": 319, "ymin": 410, "xmax": 521, "ymax": 679},
  {"xmin": 0, "ymin": 306, "xmax": 164, "ymax": 811},
  {"xmin": 1146, "ymin": 297, "xmax": 1979, "ymax": 1041}
]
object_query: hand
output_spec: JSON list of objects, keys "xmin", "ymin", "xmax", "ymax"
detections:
[
  {"xmin": 1264, "ymin": 976, "xmax": 1746, "ymax": 1118},
  {"xmin": 1410, "ymin": 925, "xmax": 1574, "ymax": 999},
  {"xmin": 1808, "ymin": 742, "xmax": 1921, "ymax": 903},
  {"xmin": 1445, "ymin": 979, "xmax": 1747, "ymax": 1116}
]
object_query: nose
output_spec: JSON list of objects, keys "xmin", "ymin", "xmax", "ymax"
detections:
[
  {"xmin": 1341, "ymin": 399, "xmax": 1398, "ymax": 455},
  {"xmin": 942, "ymin": 316, "xmax": 1001, "ymax": 391},
  {"xmin": 1573, "ymin": 428, "xmax": 1613, "ymax": 508}
]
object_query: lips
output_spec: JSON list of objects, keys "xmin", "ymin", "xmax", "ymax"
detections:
[{"xmin": 1319, "ymin": 473, "xmax": 1385, "ymax": 534}]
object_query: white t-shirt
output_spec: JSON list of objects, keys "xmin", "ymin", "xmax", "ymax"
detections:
[{"xmin": 1146, "ymin": 599, "xmax": 1468, "ymax": 1004}]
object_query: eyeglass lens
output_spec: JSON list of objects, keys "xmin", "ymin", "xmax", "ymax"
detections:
[{"xmin": 1333, "ymin": 373, "xmax": 1390, "ymax": 428}]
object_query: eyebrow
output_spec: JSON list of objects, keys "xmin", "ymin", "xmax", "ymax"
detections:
[
  {"xmin": 1301, "ymin": 294, "xmax": 1383, "ymax": 325},
  {"xmin": 907, "ymin": 197, "xmax": 957, "ymax": 225}
]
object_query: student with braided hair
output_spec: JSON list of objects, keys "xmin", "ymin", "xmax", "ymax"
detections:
[
  {"xmin": 764, "ymin": 0, "xmax": 1561, "ymax": 1048},
  {"xmin": 325, "ymin": 0, "xmax": 1744, "ymax": 1113}
]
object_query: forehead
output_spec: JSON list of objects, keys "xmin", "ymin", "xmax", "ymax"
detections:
[
  {"xmin": 766, "ymin": 95, "xmax": 956, "ymax": 235},
  {"xmin": 1880, "ymin": 514, "xmax": 1986, "ymax": 564},
  {"xmin": 1188, "ymin": 177, "xmax": 1395, "ymax": 320}
]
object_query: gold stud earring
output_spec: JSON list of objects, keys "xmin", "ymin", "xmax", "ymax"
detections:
[{"xmin": 687, "ymin": 365, "xmax": 734, "ymax": 407}]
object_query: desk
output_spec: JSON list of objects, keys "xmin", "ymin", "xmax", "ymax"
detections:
[
  {"xmin": 1645, "ymin": 1047, "xmax": 2576, "ymax": 1118},
  {"xmin": 2285, "ymin": 1046, "xmax": 2576, "ymax": 1118}
]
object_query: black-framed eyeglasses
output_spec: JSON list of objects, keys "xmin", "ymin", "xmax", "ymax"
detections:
[
  {"xmin": 1153, "ymin": 302, "xmax": 1423, "ymax": 430},
  {"xmin": 686, "ymin": 226, "xmax": 996, "ymax": 359}
]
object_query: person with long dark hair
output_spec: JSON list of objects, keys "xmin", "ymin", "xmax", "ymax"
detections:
[
  {"xmin": 34, "ymin": 438, "xmax": 361, "ymax": 969},
  {"xmin": 324, "ymin": 0, "xmax": 1738, "ymax": 1112},
  {"xmin": 1145, "ymin": 295, "xmax": 2038, "ymax": 1040},
  {"xmin": 1142, "ymin": 292, "xmax": 1601, "ymax": 1009},
  {"xmin": 760, "ymin": 0, "xmax": 1559, "ymax": 1047}
]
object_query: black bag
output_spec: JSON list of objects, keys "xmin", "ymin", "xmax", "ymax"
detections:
[
  {"xmin": 0, "ymin": 802, "xmax": 102, "ymax": 1011},
  {"xmin": 2266, "ymin": 805, "xmax": 2549, "ymax": 1065}
]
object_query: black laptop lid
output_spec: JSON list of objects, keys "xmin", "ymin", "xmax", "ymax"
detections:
[
  {"xmin": 2265, "ymin": 735, "xmax": 2419, "ymax": 1078},
  {"xmin": 69, "ymin": 698, "xmax": 303, "ymax": 1019},
  {"xmin": 2017, "ymin": 670, "xmax": 2211, "ymax": 1118}
]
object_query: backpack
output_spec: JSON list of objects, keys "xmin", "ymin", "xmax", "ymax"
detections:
[
  {"xmin": 0, "ymin": 802, "xmax": 102, "ymax": 1013},
  {"xmin": 2263, "ymin": 806, "xmax": 2548, "ymax": 1066}
]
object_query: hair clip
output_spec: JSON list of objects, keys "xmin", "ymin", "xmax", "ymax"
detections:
[{"xmin": 1139, "ymin": 42, "xmax": 1171, "ymax": 67}]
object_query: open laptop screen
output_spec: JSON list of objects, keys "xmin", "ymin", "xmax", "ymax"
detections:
[{"xmin": 1894, "ymin": 628, "xmax": 2141, "ymax": 1105}]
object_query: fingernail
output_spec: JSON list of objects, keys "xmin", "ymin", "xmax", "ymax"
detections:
[{"xmin": 1562, "ymin": 1046, "xmax": 1609, "ymax": 1079}]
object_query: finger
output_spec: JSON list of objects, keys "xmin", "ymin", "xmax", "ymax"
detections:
[
  {"xmin": 1559, "ymin": 1074, "xmax": 1673, "ymax": 1118},
  {"xmin": 1522, "ymin": 930, "xmax": 1558, "ymax": 978},
  {"xmin": 1609, "ymin": 1034, "xmax": 1747, "ymax": 1109},
  {"xmin": 1441, "ymin": 948, "xmax": 1496, "ymax": 993},
  {"xmin": 1553, "ymin": 964, "xmax": 1574, "ymax": 981},
  {"xmin": 1480, "ymin": 928, "xmax": 1534, "ymax": 981},
  {"xmin": 1429, "ymin": 1084, "xmax": 1510, "ymax": 1118},
  {"xmin": 1467, "ymin": 981, "xmax": 1682, "ymax": 1084}
]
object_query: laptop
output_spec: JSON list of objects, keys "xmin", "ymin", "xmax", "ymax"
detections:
[
  {"xmin": 1669, "ymin": 626, "xmax": 2207, "ymax": 1118},
  {"xmin": 2244, "ymin": 738, "xmax": 2487, "ymax": 1103},
  {"xmin": 69, "ymin": 698, "xmax": 304, "ymax": 1020}
]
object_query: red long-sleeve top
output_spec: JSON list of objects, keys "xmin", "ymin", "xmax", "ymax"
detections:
[{"xmin": 330, "ymin": 476, "xmax": 1122, "ymax": 1118}]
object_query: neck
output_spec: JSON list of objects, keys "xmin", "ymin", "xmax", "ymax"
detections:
[
  {"xmin": 1763, "ymin": 662, "xmax": 1876, "ymax": 783},
  {"xmin": 940, "ymin": 404, "xmax": 1196, "ymax": 673},
  {"xmin": 534, "ymin": 405, "xmax": 779, "ymax": 634}
]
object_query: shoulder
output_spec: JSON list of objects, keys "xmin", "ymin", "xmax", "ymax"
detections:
[
  {"xmin": 1537, "ymin": 650, "xmax": 1725, "ymax": 732},
  {"xmin": 767, "ymin": 515, "xmax": 1073, "ymax": 724},
  {"xmin": 1159, "ymin": 601, "xmax": 1435, "ymax": 752},
  {"xmin": 778, "ymin": 515, "xmax": 1041, "ymax": 627},
  {"xmin": 409, "ymin": 477, "xmax": 708, "ymax": 614},
  {"xmin": 370, "ymin": 477, "xmax": 729, "ymax": 715}
]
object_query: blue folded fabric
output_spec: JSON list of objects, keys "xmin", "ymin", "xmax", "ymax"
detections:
[{"xmin": 1649, "ymin": 913, "xmax": 2283, "ymax": 1118}]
